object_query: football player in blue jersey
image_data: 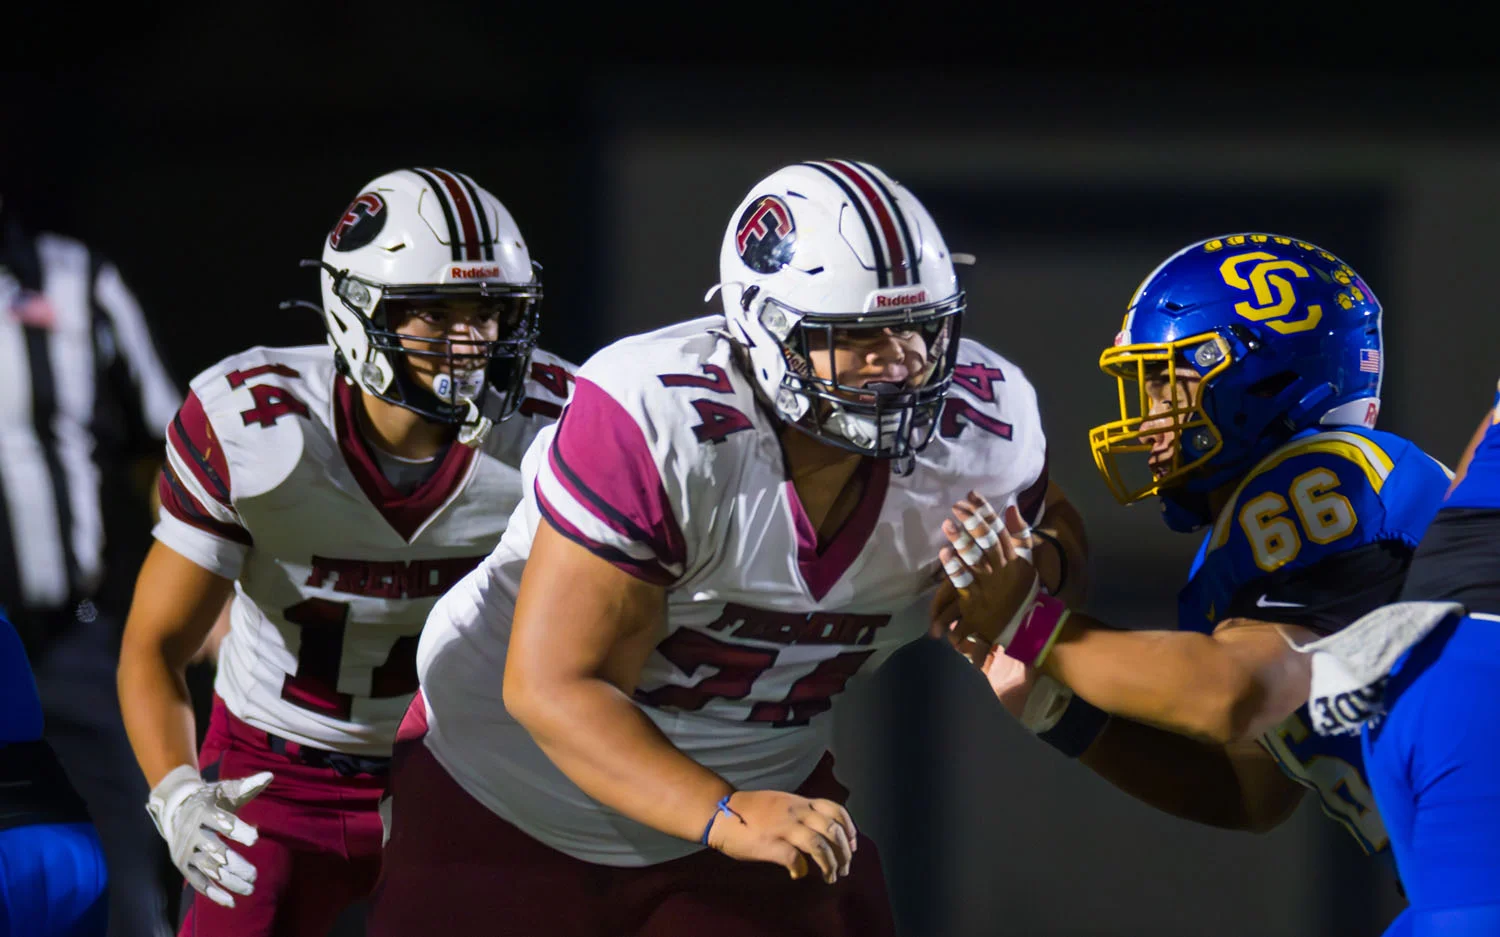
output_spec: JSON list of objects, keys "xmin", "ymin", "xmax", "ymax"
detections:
[
  {"xmin": 935, "ymin": 234, "xmax": 1452, "ymax": 878},
  {"xmin": 1292, "ymin": 389, "xmax": 1500, "ymax": 935},
  {"xmin": 0, "ymin": 609, "xmax": 108, "ymax": 936}
]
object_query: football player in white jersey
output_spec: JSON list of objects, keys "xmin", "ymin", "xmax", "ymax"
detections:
[
  {"xmin": 368, "ymin": 160, "xmax": 1088, "ymax": 937},
  {"xmin": 115, "ymin": 168, "xmax": 575, "ymax": 937}
]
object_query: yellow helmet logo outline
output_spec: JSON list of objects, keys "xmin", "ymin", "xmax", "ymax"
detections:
[{"xmin": 1218, "ymin": 251, "xmax": 1323, "ymax": 335}]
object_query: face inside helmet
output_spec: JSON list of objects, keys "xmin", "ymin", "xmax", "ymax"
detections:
[
  {"xmin": 1089, "ymin": 330, "xmax": 1238, "ymax": 504},
  {"xmin": 764, "ymin": 290, "xmax": 964, "ymax": 462},
  {"xmin": 329, "ymin": 266, "xmax": 541, "ymax": 427}
]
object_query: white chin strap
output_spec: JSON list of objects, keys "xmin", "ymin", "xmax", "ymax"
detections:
[
  {"xmin": 436, "ymin": 369, "xmax": 493, "ymax": 448},
  {"xmin": 826, "ymin": 404, "xmax": 904, "ymax": 452},
  {"xmin": 456, "ymin": 401, "xmax": 493, "ymax": 448}
]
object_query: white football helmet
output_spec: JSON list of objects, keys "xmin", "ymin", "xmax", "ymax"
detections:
[
  {"xmin": 311, "ymin": 168, "xmax": 541, "ymax": 446},
  {"xmin": 714, "ymin": 160, "xmax": 965, "ymax": 469}
]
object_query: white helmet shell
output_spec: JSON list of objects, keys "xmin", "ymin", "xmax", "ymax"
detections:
[
  {"xmin": 316, "ymin": 168, "xmax": 541, "ymax": 443},
  {"xmin": 715, "ymin": 160, "xmax": 964, "ymax": 462}
]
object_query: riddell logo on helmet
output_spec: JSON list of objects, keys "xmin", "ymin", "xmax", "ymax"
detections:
[
  {"xmin": 450, "ymin": 266, "xmax": 500, "ymax": 279},
  {"xmin": 874, "ymin": 290, "xmax": 927, "ymax": 308}
]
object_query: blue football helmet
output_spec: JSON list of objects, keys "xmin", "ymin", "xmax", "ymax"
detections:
[{"xmin": 1089, "ymin": 233, "xmax": 1383, "ymax": 531}]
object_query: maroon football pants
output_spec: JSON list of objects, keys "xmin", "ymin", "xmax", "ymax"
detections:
[
  {"xmin": 368, "ymin": 695, "xmax": 896, "ymax": 937},
  {"xmin": 177, "ymin": 696, "xmax": 387, "ymax": 937}
]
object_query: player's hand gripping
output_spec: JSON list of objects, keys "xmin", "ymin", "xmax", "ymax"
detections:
[
  {"xmin": 930, "ymin": 492, "xmax": 1040, "ymax": 664},
  {"xmin": 704, "ymin": 790, "xmax": 858, "ymax": 884},
  {"xmin": 146, "ymin": 764, "xmax": 274, "ymax": 908},
  {"xmin": 979, "ymin": 641, "xmax": 1038, "ymax": 717},
  {"xmin": 930, "ymin": 491, "xmax": 1072, "ymax": 669}
]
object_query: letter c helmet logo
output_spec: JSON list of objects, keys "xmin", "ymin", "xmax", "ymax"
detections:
[{"xmin": 1219, "ymin": 251, "xmax": 1323, "ymax": 335}]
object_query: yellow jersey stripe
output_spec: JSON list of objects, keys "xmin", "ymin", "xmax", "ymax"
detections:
[{"xmin": 1209, "ymin": 432, "xmax": 1395, "ymax": 551}]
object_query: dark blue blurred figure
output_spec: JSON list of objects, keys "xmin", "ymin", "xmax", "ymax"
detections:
[
  {"xmin": 1, "ymin": 607, "xmax": 108, "ymax": 936},
  {"xmin": 1, "ymin": 193, "xmax": 181, "ymax": 936},
  {"xmin": 1357, "ymin": 389, "xmax": 1500, "ymax": 935}
]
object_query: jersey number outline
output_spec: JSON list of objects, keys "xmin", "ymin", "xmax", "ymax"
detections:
[
  {"xmin": 940, "ymin": 362, "xmax": 1012, "ymax": 440},
  {"xmin": 279, "ymin": 598, "xmax": 421, "ymax": 721},
  {"xmin": 226, "ymin": 365, "xmax": 310, "ymax": 429},
  {"xmin": 1265, "ymin": 710, "xmax": 1387, "ymax": 853},
  {"xmin": 520, "ymin": 361, "xmax": 575, "ymax": 419},
  {"xmin": 634, "ymin": 628, "xmax": 874, "ymax": 728},
  {"xmin": 1238, "ymin": 467, "xmax": 1357, "ymax": 572},
  {"xmin": 658, "ymin": 365, "xmax": 753, "ymax": 445}
]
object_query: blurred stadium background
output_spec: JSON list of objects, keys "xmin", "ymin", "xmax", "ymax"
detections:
[{"xmin": 5, "ymin": 20, "xmax": 1497, "ymax": 936}]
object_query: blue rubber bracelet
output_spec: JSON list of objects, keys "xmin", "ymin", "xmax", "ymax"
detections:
[{"xmin": 700, "ymin": 794, "xmax": 737, "ymax": 845}]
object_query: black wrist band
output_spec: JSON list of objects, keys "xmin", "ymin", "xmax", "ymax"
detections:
[{"xmin": 1032, "ymin": 527, "xmax": 1067, "ymax": 596}]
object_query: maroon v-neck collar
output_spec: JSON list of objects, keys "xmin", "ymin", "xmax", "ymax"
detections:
[
  {"xmin": 784, "ymin": 458, "xmax": 890, "ymax": 603},
  {"xmin": 333, "ymin": 378, "xmax": 476, "ymax": 542}
]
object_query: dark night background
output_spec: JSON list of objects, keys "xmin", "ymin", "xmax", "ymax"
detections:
[{"xmin": 5, "ymin": 12, "xmax": 1498, "ymax": 935}]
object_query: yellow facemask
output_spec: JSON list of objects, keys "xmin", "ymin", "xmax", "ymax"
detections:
[{"xmin": 1088, "ymin": 331, "xmax": 1235, "ymax": 505}]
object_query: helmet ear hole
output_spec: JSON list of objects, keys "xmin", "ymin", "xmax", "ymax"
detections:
[{"xmin": 1247, "ymin": 371, "xmax": 1298, "ymax": 399}]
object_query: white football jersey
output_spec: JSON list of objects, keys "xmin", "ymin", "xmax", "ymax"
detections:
[
  {"xmin": 418, "ymin": 316, "xmax": 1049, "ymax": 865},
  {"xmin": 155, "ymin": 343, "xmax": 574, "ymax": 755}
]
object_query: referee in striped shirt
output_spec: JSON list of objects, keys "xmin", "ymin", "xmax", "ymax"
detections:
[{"xmin": 2, "ymin": 194, "xmax": 182, "ymax": 937}]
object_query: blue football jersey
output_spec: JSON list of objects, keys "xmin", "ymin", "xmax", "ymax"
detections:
[
  {"xmin": 1177, "ymin": 427, "xmax": 1451, "ymax": 854},
  {"xmin": 1400, "ymin": 380, "xmax": 1500, "ymax": 615},
  {"xmin": 1442, "ymin": 381, "xmax": 1500, "ymax": 510},
  {"xmin": 1, "ymin": 612, "xmax": 44, "ymax": 745}
]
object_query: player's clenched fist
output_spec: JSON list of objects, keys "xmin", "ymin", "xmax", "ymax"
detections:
[{"xmin": 704, "ymin": 790, "xmax": 858, "ymax": 884}]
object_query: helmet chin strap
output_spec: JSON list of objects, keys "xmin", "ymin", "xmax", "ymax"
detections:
[
  {"xmin": 434, "ymin": 369, "xmax": 494, "ymax": 447},
  {"xmin": 456, "ymin": 399, "xmax": 493, "ymax": 447},
  {"xmin": 1286, "ymin": 382, "xmax": 1338, "ymax": 428},
  {"xmin": 820, "ymin": 381, "xmax": 912, "ymax": 454},
  {"xmin": 1159, "ymin": 487, "xmax": 1216, "ymax": 533},
  {"xmin": 365, "ymin": 353, "xmax": 496, "ymax": 447}
]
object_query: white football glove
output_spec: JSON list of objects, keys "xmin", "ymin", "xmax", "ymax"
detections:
[{"xmin": 146, "ymin": 764, "xmax": 275, "ymax": 908}]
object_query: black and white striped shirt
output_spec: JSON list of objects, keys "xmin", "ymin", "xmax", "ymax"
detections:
[{"xmin": 0, "ymin": 216, "xmax": 180, "ymax": 613}]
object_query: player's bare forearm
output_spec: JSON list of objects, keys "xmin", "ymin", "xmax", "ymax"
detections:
[
  {"xmin": 514, "ymin": 674, "xmax": 734, "ymax": 843},
  {"xmin": 118, "ymin": 542, "xmax": 235, "ymax": 787},
  {"xmin": 1080, "ymin": 717, "xmax": 1304, "ymax": 832},
  {"xmin": 504, "ymin": 522, "xmax": 733, "ymax": 844},
  {"xmin": 1039, "ymin": 618, "xmax": 1314, "ymax": 745},
  {"xmin": 1035, "ymin": 485, "xmax": 1088, "ymax": 608}
]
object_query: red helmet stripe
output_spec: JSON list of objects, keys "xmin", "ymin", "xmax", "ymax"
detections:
[
  {"xmin": 428, "ymin": 167, "xmax": 482, "ymax": 261},
  {"xmin": 825, "ymin": 159, "xmax": 908, "ymax": 287}
]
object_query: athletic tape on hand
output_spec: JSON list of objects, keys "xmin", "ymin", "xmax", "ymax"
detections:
[
  {"xmin": 973, "ymin": 494, "xmax": 1002, "ymax": 528},
  {"xmin": 952, "ymin": 528, "xmax": 984, "ymax": 567},
  {"xmin": 943, "ymin": 553, "xmax": 974, "ymax": 590},
  {"xmin": 962, "ymin": 510, "xmax": 1001, "ymax": 551}
]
